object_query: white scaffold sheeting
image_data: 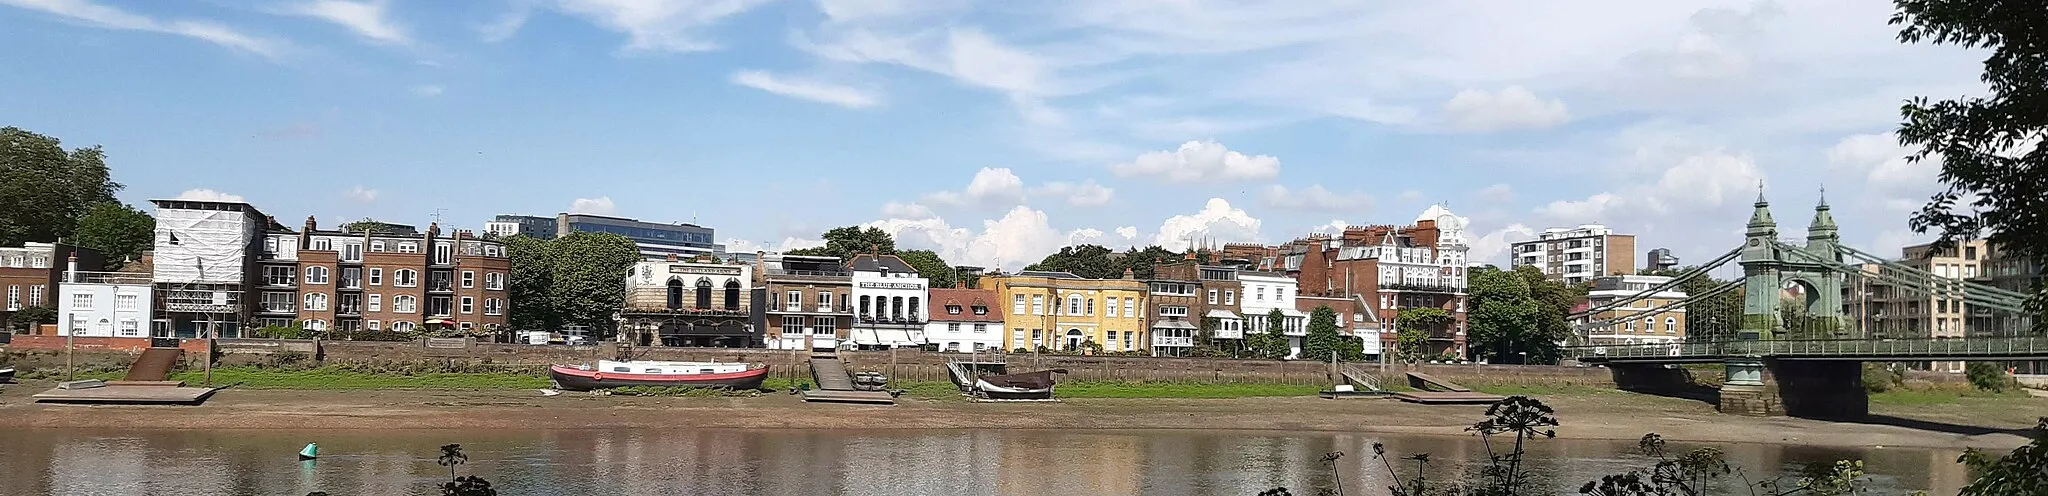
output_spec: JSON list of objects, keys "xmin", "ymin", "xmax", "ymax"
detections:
[{"xmin": 153, "ymin": 209, "xmax": 254, "ymax": 284}]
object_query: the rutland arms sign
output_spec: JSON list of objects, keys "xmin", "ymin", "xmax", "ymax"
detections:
[
  {"xmin": 859, "ymin": 281, "xmax": 925, "ymax": 290},
  {"xmin": 670, "ymin": 265, "xmax": 742, "ymax": 276}
]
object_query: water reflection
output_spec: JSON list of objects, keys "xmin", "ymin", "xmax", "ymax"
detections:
[{"xmin": 0, "ymin": 428, "xmax": 1969, "ymax": 495}]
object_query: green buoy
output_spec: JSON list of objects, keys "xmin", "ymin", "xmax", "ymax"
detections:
[{"xmin": 298, "ymin": 443, "xmax": 318, "ymax": 461}]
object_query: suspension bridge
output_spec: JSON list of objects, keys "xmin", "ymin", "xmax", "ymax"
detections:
[{"xmin": 1562, "ymin": 188, "xmax": 2045, "ymax": 418}]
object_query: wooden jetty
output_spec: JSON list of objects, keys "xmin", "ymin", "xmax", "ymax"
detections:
[
  {"xmin": 1405, "ymin": 371, "xmax": 1473, "ymax": 392},
  {"xmin": 799, "ymin": 389, "xmax": 899, "ymax": 405},
  {"xmin": 803, "ymin": 354, "xmax": 896, "ymax": 405},
  {"xmin": 32, "ymin": 347, "xmax": 224, "ymax": 405},
  {"xmin": 1389, "ymin": 391, "xmax": 1504, "ymax": 404}
]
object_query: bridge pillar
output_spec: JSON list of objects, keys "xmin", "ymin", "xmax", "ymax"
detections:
[
  {"xmin": 1717, "ymin": 358, "xmax": 1776, "ymax": 415},
  {"xmin": 1769, "ymin": 360, "xmax": 1867, "ymax": 420}
]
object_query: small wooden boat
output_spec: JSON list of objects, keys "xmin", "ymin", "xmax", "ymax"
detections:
[
  {"xmin": 852, "ymin": 371, "xmax": 888, "ymax": 391},
  {"xmin": 548, "ymin": 360, "xmax": 769, "ymax": 392},
  {"xmin": 973, "ymin": 369, "xmax": 1068, "ymax": 400},
  {"xmin": 0, "ymin": 367, "xmax": 14, "ymax": 384}
]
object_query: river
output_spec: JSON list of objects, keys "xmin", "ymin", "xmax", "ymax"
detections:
[{"xmin": 0, "ymin": 429, "xmax": 1970, "ymax": 495}]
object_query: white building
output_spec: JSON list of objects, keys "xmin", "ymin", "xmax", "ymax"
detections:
[
  {"xmin": 1509, "ymin": 224, "xmax": 1637, "ymax": 286},
  {"xmin": 924, "ymin": 288, "xmax": 1005, "ymax": 353},
  {"xmin": 58, "ymin": 267, "xmax": 154, "ymax": 338},
  {"xmin": 619, "ymin": 256, "xmax": 754, "ymax": 347},
  {"xmin": 848, "ymin": 254, "xmax": 930, "ymax": 349},
  {"xmin": 1239, "ymin": 271, "xmax": 1307, "ymax": 358}
]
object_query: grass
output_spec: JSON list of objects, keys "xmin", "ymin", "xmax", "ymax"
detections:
[
  {"xmin": 1870, "ymin": 386, "xmax": 2033, "ymax": 406},
  {"xmin": 79, "ymin": 366, "xmax": 550, "ymax": 390},
  {"xmin": 1052, "ymin": 381, "xmax": 1324, "ymax": 399},
  {"xmin": 1468, "ymin": 383, "xmax": 1627, "ymax": 397}
]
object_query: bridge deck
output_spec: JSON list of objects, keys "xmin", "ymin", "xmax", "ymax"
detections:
[{"xmin": 1574, "ymin": 337, "xmax": 2048, "ymax": 363}]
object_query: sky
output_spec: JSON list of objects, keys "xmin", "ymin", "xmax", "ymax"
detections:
[{"xmin": 0, "ymin": 0, "xmax": 1989, "ymax": 272}]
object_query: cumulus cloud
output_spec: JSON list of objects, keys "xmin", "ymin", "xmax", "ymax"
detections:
[
  {"xmin": 1539, "ymin": 151, "xmax": 1764, "ymax": 224},
  {"xmin": 1113, "ymin": 140, "xmax": 1280, "ymax": 183},
  {"xmin": 174, "ymin": 189, "xmax": 245, "ymax": 202},
  {"xmin": 1153, "ymin": 198, "xmax": 1261, "ymax": 250},
  {"xmin": 881, "ymin": 201, "xmax": 936, "ymax": 219},
  {"xmin": 867, "ymin": 206, "xmax": 1067, "ymax": 271},
  {"xmin": 569, "ymin": 197, "xmax": 617, "ymax": 215},
  {"xmin": 1826, "ymin": 132, "xmax": 1943, "ymax": 212},
  {"xmin": 1310, "ymin": 219, "xmax": 1352, "ymax": 236},
  {"xmin": 729, "ymin": 70, "xmax": 881, "ymax": 108},
  {"xmin": 1441, "ymin": 86, "xmax": 1571, "ymax": 132},
  {"xmin": 280, "ymin": 0, "xmax": 409, "ymax": 45},
  {"xmin": 1469, "ymin": 224, "xmax": 1537, "ymax": 267},
  {"xmin": 925, "ymin": 167, "xmax": 1026, "ymax": 207},
  {"xmin": 343, "ymin": 185, "xmax": 378, "ymax": 202},
  {"xmin": 1114, "ymin": 226, "xmax": 1138, "ymax": 240},
  {"xmin": 1261, "ymin": 184, "xmax": 1373, "ymax": 213},
  {"xmin": 1031, "ymin": 180, "xmax": 1115, "ymax": 206}
]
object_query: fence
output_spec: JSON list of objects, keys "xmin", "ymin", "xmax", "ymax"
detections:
[{"xmin": 1573, "ymin": 337, "xmax": 2048, "ymax": 361}]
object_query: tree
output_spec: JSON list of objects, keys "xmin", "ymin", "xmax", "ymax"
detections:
[
  {"xmin": 503, "ymin": 235, "xmax": 556, "ymax": 332},
  {"xmin": 1640, "ymin": 266, "xmax": 1746, "ymax": 342},
  {"xmin": 1253, "ymin": 308, "xmax": 1292, "ymax": 359},
  {"xmin": 0, "ymin": 127, "xmax": 121, "ymax": 246},
  {"xmin": 788, "ymin": 226, "xmax": 895, "ymax": 259},
  {"xmin": 1025, "ymin": 244, "xmax": 1120, "ymax": 279},
  {"xmin": 1468, "ymin": 266, "xmax": 1549, "ymax": 364},
  {"xmin": 71, "ymin": 203, "xmax": 154, "ymax": 270},
  {"xmin": 5, "ymin": 306, "xmax": 55, "ymax": 332},
  {"xmin": 1890, "ymin": 1, "xmax": 2048, "ymax": 332},
  {"xmin": 547, "ymin": 232, "xmax": 639, "ymax": 339},
  {"xmin": 340, "ymin": 218, "xmax": 407, "ymax": 234},
  {"xmin": 1957, "ymin": 417, "xmax": 2048, "ymax": 496},
  {"xmin": 895, "ymin": 249, "xmax": 956, "ymax": 288},
  {"xmin": 1115, "ymin": 245, "xmax": 1179, "ymax": 280},
  {"xmin": 1302, "ymin": 306, "xmax": 1360, "ymax": 362},
  {"xmin": 1396, "ymin": 307, "xmax": 1451, "ymax": 363}
]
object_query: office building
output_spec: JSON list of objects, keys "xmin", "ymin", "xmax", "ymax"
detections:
[
  {"xmin": 558, "ymin": 213, "xmax": 723, "ymax": 260},
  {"xmin": 484, "ymin": 215, "xmax": 557, "ymax": 240},
  {"xmin": 1647, "ymin": 248, "xmax": 1680, "ymax": 271},
  {"xmin": 1510, "ymin": 225, "xmax": 1637, "ymax": 285}
]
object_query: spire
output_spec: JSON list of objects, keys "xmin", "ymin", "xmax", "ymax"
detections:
[
  {"xmin": 1808, "ymin": 185, "xmax": 1838, "ymax": 240},
  {"xmin": 1746, "ymin": 181, "xmax": 1775, "ymax": 232}
]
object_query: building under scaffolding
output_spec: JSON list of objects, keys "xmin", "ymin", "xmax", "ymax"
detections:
[{"xmin": 148, "ymin": 199, "xmax": 280, "ymax": 339}]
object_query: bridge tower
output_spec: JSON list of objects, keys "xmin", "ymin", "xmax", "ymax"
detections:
[
  {"xmin": 1739, "ymin": 186, "xmax": 1782, "ymax": 341},
  {"xmin": 1737, "ymin": 187, "xmax": 1847, "ymax": 340}
]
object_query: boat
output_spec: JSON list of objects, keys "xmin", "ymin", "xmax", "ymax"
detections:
[
  {"xmin": 548, "ymin": 360, "xmax": 769, "ymax": 392},
  {"xmin": 0, "ymin": 367, "xmax": 14, "ymax": 384},
  {"xmin": 852, "ymin": 371, "xmax": 888, "ymax": 391},
  {"xmin": 972, "ymin": 368, "xmax": 1069, "ymax": 400}
]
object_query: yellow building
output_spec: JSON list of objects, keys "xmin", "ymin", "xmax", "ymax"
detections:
[
  {"xmin": 982, "ymin": 270, "xmax": 1151, "ymax": 353},
  {"xmin": 1579, "ymin": 274, "xmax": 1689, "ymax": 345}
]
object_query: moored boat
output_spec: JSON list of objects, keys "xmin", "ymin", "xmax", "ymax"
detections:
[
  {"xmin": 972, "ymin": 368, "xmax": 1068, "ymax": 400},
  {"xmin": 0, "ymin": 367, "xmax": 14, "ymax": 384},
  {"xmin": 548, "ymin": 360, "xmax": 769, "ymax": 392}
]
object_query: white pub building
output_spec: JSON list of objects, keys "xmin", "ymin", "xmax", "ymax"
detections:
[{"xmin": 847, "ymin": 254, "xmax": 930, "ymax": 349}]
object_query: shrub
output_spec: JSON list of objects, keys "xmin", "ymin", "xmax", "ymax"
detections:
[
  {"xmin": 1861, "ymin": 363, "xmax": 1904, "ymax": 393},
  {"xmin": 1965, "ymin": 363, "xmax": 2019, "ymax": 393}
]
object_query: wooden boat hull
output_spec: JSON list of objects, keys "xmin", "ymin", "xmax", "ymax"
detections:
[
  {"xmin": 973, "ymin": 379, "xmax": 1053, "ymax": 400},
  {"xmin": 972, "ymin": 369, "xmax": 1067, "ymax": 400},
  {"xmin": 548, "ymin": 365, "xmax": 769, "ymax": 392},
  {"xmin": 0, "ymin": 367, "xmax": 14, "ymax": 384}
]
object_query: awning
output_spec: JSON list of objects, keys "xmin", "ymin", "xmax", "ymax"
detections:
[
  {"xmin": 852, "ymin": 328, "xmax": 921, "ymax": 346},
  {"xmin": 1277, "ymin": 308, "xmax": 1309, "ymax": 318},
  {"xmin": 1150, "ymin": 319, "xmax": 1197, "ymax": 330},
  {"xmin": 1205, "ymin": 310, "xmax": 1241, "ymax": 319}
]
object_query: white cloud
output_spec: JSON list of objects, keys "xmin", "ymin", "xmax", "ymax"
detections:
[
  {"xmin": 550, "ymin": 0, "xmax": 777, "ymax": 52},
  {"xmin": 1826, "ymin": 132, "xmax": 1944, "ymax": 212},
  {"xmin": 343, "ymin": 185, "xmax": 378, "ymax": 203},
  {"xmin": 1262, "ymin": 184, "xmax": 1372, "ymax": 213},
  {"xmin": 1031, "ymin": 180, "xmax": 1115, "ymax": 206},
  {"xmin": 478, "ymin": 1, "xmax": 533, "ymax": 42},
  {"xmin": 410, "ymin": 84, "xmax": 443, "ymax": 97},
  {"xmin": 1153, "ymin": 198, "xmax": 1261, "ymax": 250},
  {"xmin": 1113, "ymin": 140, "xmax": 1280, "ymax": 183},
  {"xmin": 174, "ymin": 188, "xmax": 245, "ymax": 202},
  {"xmin": 280, "ymin": 0, "xmax": 408, "ymax": 45},
  {"xmin": 1310, "ymin": 219, "xmax": 1352, "ymax": 236},
  {"xmin": 1441, "ymin": 86, "xmax": 1570, "ymax": 132},
  {"xmin": 867, "ymin": 206, "xmax": 1066, "ymax": 271},
  {"xmin": 726, "ymin": 236, "xmax": 824, "ymax": 254},
  {"xmin": 925, "ymin": 167, "xmax": 1025, "ymax": 207},
  {"xmin": 568, "ymin": 197, "xmax": 617, "ymax": 215},
  {"xmin": 880, "ymin": 201, "xmax": 936, "ymax": 219},
  {"xmin": 1114, "ymin": 226, "xmax": 1138, "ymax": 240},
  {"xmin": 1475, "ymin": 184, "xmax": 1514, "ymax": 204},
  {"xmin": 729, "ymin": 70, "xmax": 881, "ymax": 109},
  {"xmin": 1469, "ymin": 224, "xmax": 1537, "ymax": 267},
  {"xmin": 1, "ymin": 0, "xmax": 284, "ymax": 57},
  {"xmin": 1067, "ymin": 228, "xmax": 1108, "ymax": 246}
]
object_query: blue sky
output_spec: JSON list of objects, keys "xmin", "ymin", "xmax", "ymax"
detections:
[{"xmin": 0, "ymin": 0, "xmax": 1988, "ymax": 271}]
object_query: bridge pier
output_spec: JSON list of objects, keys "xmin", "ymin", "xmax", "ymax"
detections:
[
  {"xmin": 1714, "ymin": 358, "xmax": 1867, "ymax": 419},
  {"xmin": 1717, "ymin": 358, "xmax": 1775, "ymax": 415}
]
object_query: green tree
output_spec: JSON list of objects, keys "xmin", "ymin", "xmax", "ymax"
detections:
[
  {"xmin": 1302, "ymin": 305, "xmax": 1360, "ymax": 362},
  {"xmin": 339, "ymin": 218, "xmax": 408, "ymax": 234},
  {"xmin": 1957, "ymin": 417, "xmax": 2048, "ymax": 496},
  {"xmin": 1114, "ymin": 245, "xmax": 1178, "ymax": 279},
  {"xmin": 0, "ymin": 127, "xmax": 121, "ymax": 245},
  {"xmin": 1891, "ymin": 0, "xmax": 2048, "ymax": 332},
  {"xmin": 895, "ymin": 249, "xmax": 956, "ymax": 288},
  {"xmin": 71, "ymin": 202, "xmax": 154, "ymax": 270},
  {"xmin": 1639, "ymin": 266, "xmax": 1746, "ymax": 341},
  {"xmin": 502, "ymin": 235, "xmax": 557, "ymax": 332},
  {"xmin": 1254, "ymin": 308, "xmax": 1292, "ymax": 359},
  {"xmin": 1468, "ymin": 266, "xmax": 1548, "ymax": 364},
  {"xmin": 547, "ymin": 232, "xmax": 638, "ymax": 339},
  {"xmin": 6, "ymin": 305, "xmax": 56, "ymax": 332},
  {"xmin": 1396, "ymin": 307, "xmax": 1451, "ymax": 363},
  {"xmin": 788, "ymin": 226, "xmax": 895, "ymax": 259},
  {"xmin": 1025, "ymin": 244, "xmax": 1120, "ymax": 278}
]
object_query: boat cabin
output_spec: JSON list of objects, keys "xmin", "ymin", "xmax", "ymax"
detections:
[{"xmin": 592, "ymin": 360, "xmax": 750, "ymax": 375}]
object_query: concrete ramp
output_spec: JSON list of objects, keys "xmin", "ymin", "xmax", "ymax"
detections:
[
  {"xmin": 1405, "ymin": 371, "xmax": 1471, "ymax": 392},
  {"xmin": 124, "ymin": 348, "xmax": 183, "ymax": 382},
  {"xmin": 809, "ymin": 356, "xmax": 855, "ymax": 391}
]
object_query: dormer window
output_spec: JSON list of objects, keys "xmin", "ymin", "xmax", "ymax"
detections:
[
  {"xmin": 946, "ymin": 305, "xmax": 963, "ymax": 315},
  {"xmin": 972, "ymin": 305, "xmax": 988, "ymax": 315}
]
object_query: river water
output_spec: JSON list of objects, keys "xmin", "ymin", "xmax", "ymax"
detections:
[{"xmin": 0, "ymin": 429, "xmax": 1970, "ymax": 495}]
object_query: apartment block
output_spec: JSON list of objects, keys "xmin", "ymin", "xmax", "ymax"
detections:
[
  {"xmin": 1152, "ymin": 259, "xmax": 1247, "ymax": 355},
  {"xmin": 1273, "ymin": 206, "xmax": 1471, "ymax": 358},
  {"xmin": 756, "ymin": 254, "xmax": 853, "ymax": 351},
  {"xmin": 259, "ymin": 217, "xmax": 511, "ymax": 336},
  {"xmin": 151, "ymin": 199, "xmax": 280, "ymax": 338},
  {"xmin": 1576, "ymin": 275, "xmax": 1689, "ymax": 345},
  {"xmin": 1509, "ymin": 225, "xmax": 1636, "ymax": 285}
]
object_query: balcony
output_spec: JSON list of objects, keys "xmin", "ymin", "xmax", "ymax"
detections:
[
  {"xmin": 1152, "ymin": 336, "xmax": 1195, "ymax": 347},
  {"xmin": 336, "ymin": 305, "xmax": 362, "ymax": 316},
  {"xmin": 857, "ymin": 315, "xmax": 925, "ymax": 325},
  {"xmin": 766, "ymin": 268, "xmax": 851, "ymax": 280},
  {"xmin": 1381, "ymin": 283, "xmax": 1462, "ymax": 294}
]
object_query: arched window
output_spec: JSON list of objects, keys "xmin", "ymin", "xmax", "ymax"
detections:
[
  {"xmin": 394, "ymin": 269, "xmax": 418, "ymax": 287},
  {"xmin": 666, "ymin": 278, "xmax": 684, "ymax": 309},
  {"xmin": 891, "ymin": 296, "xmax": 904, "ymax": 321},
  {"xmin": 391, "ymin": 321, "xmax": 416, "ymax": 333},
  {"xmin": 1664, "ymin": 317, "xmax": 1676, "ymax": 333},
  {"xmin": 695, "ymin": 278, "xmax": 712, "ymax": 309},
  {"xmin": 860, "ymin": 295, "xmax": 872, "ymax": 318},
  {"xmin": 305, "ymin": 266, "xmax": 330, "ymax": 284},
  {"xmin": 394, "ymin": 295, "xmax": 418, "ymax": 313},
  {"xmin": 724, "ymin": 280, "xmax": 741, "ymax": 310},
  {"xmin": 304, "ymin": 293, "xmax": 328, "ymax": 311}
]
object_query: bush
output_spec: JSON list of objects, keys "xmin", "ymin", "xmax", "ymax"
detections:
[
  {"xmin": 252, "ymin": 325, "xmax": 316, "ymax": 340},
  {"xmin": 1862, "ymin": 363, "xmax": 1905, "ymax": 393},
  {"xmin": 1966, "ymin": 363, "xmax": 2019, "ymax": 393}
]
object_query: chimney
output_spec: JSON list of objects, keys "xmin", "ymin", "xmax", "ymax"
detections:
[
  {"xmin": 666, "ymin": 253, "xmax": 679, "ymax": 262},
  {"xmin": 66, "ymin": 253, "xmax": 78, "ymax": 283},
  {"xmin": 1122, "ymin": 268, "xmax": 1135, "ymax": 280},
  {"xmin": 304, "ymin": 215, "xmax": 318, "ymax": 233}
]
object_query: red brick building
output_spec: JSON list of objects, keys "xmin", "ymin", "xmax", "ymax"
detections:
[
  {"xmin": 255, "ymin": 217, "xmax": 510, "ymax": 335},
  {"xmin": 2, "ymin": 242, "xmax": 101, "ymax": 330}
]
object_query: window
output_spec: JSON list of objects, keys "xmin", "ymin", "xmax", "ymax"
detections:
[
  {"xmin": 395, "ymin": 269, "xmax": 417, "ymax": 287},
  {"xmin": 311, "ymin": 238, "xmax": 332, "ymax": 251},
  {"xmin": 30, "ymin": 255, "xmax": 48, "ymax": 268},
  {"xmin": 303, "ymin": 293, "xmax": 328, "ymax": 311},
  {"xmin": 973, "ymin": 323, "xmax": 987, "ymax": 333},
  {"xmin": 1085, "ymin": 297, "xmax": 1095, "ymax": 316},
  {"xmin": 342, "ymin": 243, "xmax": 362, "ymax": 262},
  {"xmin": 391, "ymin": 321, "xmax": 415, "ymax": 333},
  {"xmin": 483, "ymin": 273, "xmax": 504, "ymax": 290},
  {"xmin": 810, "ymin": 316, "xmax": 835, "ymax": 335},
  {"xmin": 303, "ymin": 320, "xmax": 327, "ymax": 332},
  {"xmin": 394, "ymin": 295, "xmax": 417, "ymax": 313},
  {"xmin": 1013, "ymin": 295, "xmax": 1026, "ymax": 314},
  {"xmin": 368, "ymin": 268, "xmax": 383, "ymax": 286},
  {"xmin": 397, "ymin": 242, "xmax": 418, "ymax": 254},
  {"xmin": 370, "ymin": 240, "xmax": 386, "ymax": 252},
  {"xmin": 1225, "ymin": 290, "xmax": 1235, "ymax": 305},
  {"xmin": 428, "ymin": 296, "xmax": 451, "ymax": 316},
  {"xmin": 302, "ymin": 266, "xmax": 330, "ymax": 285},
  {"xmin": 1208, "ymin": 289, "xmax": 1218, "ymax": 305},
  {"xmin": 367, "ymin": 294, "xmax": 382, "ymax": 312},
  {"xmin": 28, "ymin": 285, "xmax": 42, "ymax": 307},
  {"xmin": 433, "ymin": 243, "xmax": 451, "ymax": 264},
  {"xmin": 1108, "ymin": 298, "xmax": 1119, "ymax": 317},
  {"xmin": 817, "ymin": 291, "xmax": 834, "ymax": 311},
  {"xmin": 1123, "ymin": 297, "xmax": 1135, "ymax": 317},
  {"xmin": 261, "ymin": 292, "xmax": 292, "ymax": 313},
  {"xmin": 948, "ymin": 323, "xmax": 962, "ymax": 334},
  {"xmin": 265, "ymin": 266, "xmax": 295, "ymax": 286},
  {"xmin": 5, "ymin": 285, "xmax": 17, "ymax": 310},
  {"xmin": 781, "ymin": 316, "xmax": 805, "ymax": 334},
  {"xmin": 484, "ymin": 298, "xmax": 503, "ymax": 315},
  {"xmin": 461, "ymin": 297, "xmax": 474, "ymax": 314},
  {"xmin": 1105, "ymin": 331, "xmax": 1118, "ymax": 351},
  {"xmin": 461, "ymin": 271, "xmax": 475, "ymax": 288},
  {"xmin": 367, "ymin": 320, "xmax": 381, "ymax": 331},
  {"xmin": 1256, "ymin": 287, "xmax": 1266, "ymax": 301},
  {"xmin": 724, "ymin": 280, "xmax": 741, "ymax": 311},
  {"xmin": 72, "ymin": 293, "xmax": 94, "ymax": 310},
  {"xmin": 947, "ymin": 304, "xmax": 962, "ymax": 315},
  {"xmin": 1067, "ymin": 295, "xmax": 1082, "ymax": 315},
  {"xmin": 972, "ymin": 305, "xmax": 987, "ymax": 316},
  {"xmin": 1032, "ymin": 295, "xmax": 1044, "ymax": 315},
  {"xmin": 1966, "ymin": 246, "xmax": 1977, "ymax": 259},
  {"xmin": 120, "ymin": 319, "xmax": 140, "ymax": 337},
  {"xmin": 341, "ymin": 268, "xmax": 361, "ymax": 288},
  {"xmin": 973, "ymin": 342, "xmax": 987, "ymax": 352},
  {"xmin": 1665, "ymin": 317, "xmax": 1676, "ymax": 333},
  {"xmin": 108, "ymin": 293, "xmax": 136, "ymax": 311}
]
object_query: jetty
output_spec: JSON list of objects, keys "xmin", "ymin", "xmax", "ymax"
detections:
[
  {"xmin": 1390, "ymin": 371, "xmax": 1502, "ymax": 404},
  {"xmin": 801, "ymin": 354, "xmax": 896, "ymax": 405},
  {"xmin": 33, "ymin": 347, "xmax": 224, "ymax": 405}
]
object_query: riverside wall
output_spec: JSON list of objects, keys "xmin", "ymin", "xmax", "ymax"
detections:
[{"xmin": 0, "ymin": 338, "xmax": 1617, "ymax": 387}]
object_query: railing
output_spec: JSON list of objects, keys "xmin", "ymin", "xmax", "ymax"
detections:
[
  {"xmin": 768, "ymin": 269, "xmax": 851, "ymax": 278},
  {"xmin": 1153, "ymin": 336, "xmax": 1195, "ymax": 347},
  {"xmin": 1572, "ymin": 336, "xmax": 2048, "ymax": 361},
  {"xmin": 1381, "ymin": 283, "xmax": 1462, "ymax": 293}
]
